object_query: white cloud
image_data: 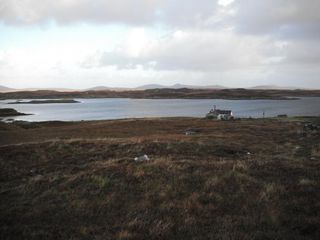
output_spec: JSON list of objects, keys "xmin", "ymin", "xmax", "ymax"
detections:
[
  {"xmin": 218, "ymin": 0, "xmax": 234, "ymax": 7},
  {"xmin": 80, "ymin": 29, "xmax": 282, "ymax": 72}
]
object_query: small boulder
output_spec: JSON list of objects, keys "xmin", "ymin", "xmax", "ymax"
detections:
[
  {"xmin": 134, "ymin": 154, "xmax": 150, "ymax": 162},
  {"xmin": 185, "ymin": 128, "xmax": 201, "ymax": 135}
]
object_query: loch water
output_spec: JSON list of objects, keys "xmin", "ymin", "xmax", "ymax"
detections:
[{"xmin": 0, "ymin": 97, "xmax": 319, "ymax": 121}]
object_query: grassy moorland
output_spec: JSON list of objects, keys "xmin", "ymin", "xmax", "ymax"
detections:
[
  {"xmin": 1, "ymin": 88, "xmax": 320, "ymax": 100},
  {"xmin": 0, "ymin": 117, "xmax": 319, "ymax": 239}
]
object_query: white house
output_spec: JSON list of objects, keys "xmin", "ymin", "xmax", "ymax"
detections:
[{"xmin": 206, "ymin": 106, "xmax": 233, "ymax": 120}]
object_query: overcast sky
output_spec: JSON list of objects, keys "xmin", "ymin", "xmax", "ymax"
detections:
[{"xmin": 0, "ymin": 0, "xmax": 320, "ymax": 89}]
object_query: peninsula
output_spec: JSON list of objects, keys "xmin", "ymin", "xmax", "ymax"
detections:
[
  {"xmin": 8, "ymin": 99, "xmax": 80, "ymax": 104},
  {"xmin": 0, "ymin": 108, "xmax": 30, "ymax": 117}
]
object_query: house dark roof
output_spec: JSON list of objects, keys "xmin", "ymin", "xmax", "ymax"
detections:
[
  {"xmin": 216, "ymin": 110, "xmax": 232, "ymax": 114},
  {"xmin": 210, "ymin": 109, "xmax": 232, "ymax": 115}
]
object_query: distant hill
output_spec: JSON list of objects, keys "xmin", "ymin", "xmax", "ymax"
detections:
[
  {"xmin": 2, "ymin": 84, "xmax": 315, "ymax": 93},
  {"xmin": 87, "ymin": 86, "xmax": 111, "ymax": 91},
  {"xmin": 136, "ymin": 84, "xmax": 167, "ymax": 89},
  {"xmin": 0, "ymin": 85, "xmax": 15, "ymax": 92},
  {"xmin": 21, "ymin": 88, "xmax": 78, "ymax": 92},
  {"xmin": 0, "ymin": 86, "xmax": 78, "ymax": 92},
  {"xmin": 250, "ymin": 85, "xmax": 303, "ymax": 90},
  {"xmin": 136, "ymin": 84, "xmax": 227, "ymax": 90},
  {"xmin": 87, "ymin": 86, "xmax": 133, "ymax": 91}
]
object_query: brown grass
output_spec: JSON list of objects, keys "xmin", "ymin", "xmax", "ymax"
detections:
[{"xmin": 0, "ymin": 117, "xmax": 319, "ymax": 239}]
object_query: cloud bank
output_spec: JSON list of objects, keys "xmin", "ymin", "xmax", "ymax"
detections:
[
  {"xmin": 0, "ymin": 0, "xmax": 219, "ymax": 27},
  {"xmin": 0, "ymin": 0, "xmax": 319, "ymax": 88}
]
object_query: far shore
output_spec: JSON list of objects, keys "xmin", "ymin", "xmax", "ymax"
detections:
[
  {"xmin": 1, "ymin": 88, "xmax": 320, "ymax": 100},
  {"xmin": 7, "ymin": 99, "xmax": 80, "ymax": 104}
]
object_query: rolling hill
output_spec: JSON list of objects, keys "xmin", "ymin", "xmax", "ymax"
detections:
[{"xmin": 0, "ymin": 85, "xmax": 15, "ymax": 92}]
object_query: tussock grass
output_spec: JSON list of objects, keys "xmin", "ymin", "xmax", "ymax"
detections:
[{"xmin": 0, "ymin": 117, "xmax": 319, "ymax": 239}]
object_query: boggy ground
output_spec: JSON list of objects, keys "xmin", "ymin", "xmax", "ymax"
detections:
[{"xmin": 0, "ymin": 117, "xmax": 319, "ymax": 239}]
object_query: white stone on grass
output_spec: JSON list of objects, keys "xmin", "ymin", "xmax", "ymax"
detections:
[{"xmin": 134, "ymin": 154, "xmax": 150, "ymax": 162}]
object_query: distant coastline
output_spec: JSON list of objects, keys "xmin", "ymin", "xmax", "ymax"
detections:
[
  {"xmin": 1, "ymin": 88, "xmax": 319, "ymax": 100},
  {"xmin": 7, "ymin": 99, "xmax": 80, "ymax": 104}
]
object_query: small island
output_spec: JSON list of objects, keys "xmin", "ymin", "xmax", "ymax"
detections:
[
  {"xmin": 0, "ymin": 108, "xmax": 30, "ymax": 117},
  {"xmin": 8, "ymin": 99, "xmax": 80, "ymax": 104}
]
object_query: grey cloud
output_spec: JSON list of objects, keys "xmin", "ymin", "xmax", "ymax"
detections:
[
  {"xmin": 157, "ymin": 0, "xmax": 218, "ymax": 28},
  {"xmin": 1, "ymin": 0, "xmax": 319, "ymax": 40},
  {"xmin": 231, "ymin": 0, "xmax": 320, "ymax": 39},
  {"xmin": 282, "ymin": 40, "xmax": 320, "ymax": 65},
  {"xmin": 0, "ymin": 0, "xmax": 218, "ymax": 27},
  {"xmin": 3, "ymin": 0, "xmax": 319, "ymax": 42},
  {"xmin": 0, "ymin": 0, "xmax": 161, "ymax": 25}
]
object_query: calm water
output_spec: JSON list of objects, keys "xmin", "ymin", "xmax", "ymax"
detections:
[{"xmin": 0, "ymin": 98, "xmax": 319, "ymax": 122}]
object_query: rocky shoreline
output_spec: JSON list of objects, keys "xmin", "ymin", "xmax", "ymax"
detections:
[{"xmin": 0, "ymin": 108, "xmax": 31, "ymax": 117}]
